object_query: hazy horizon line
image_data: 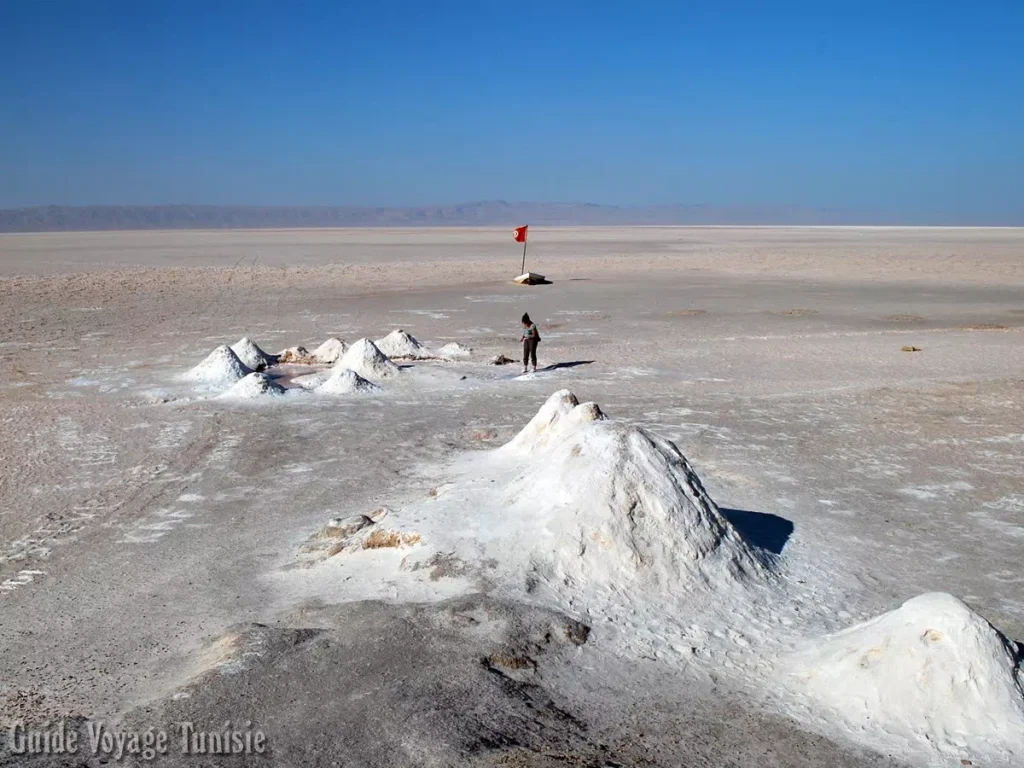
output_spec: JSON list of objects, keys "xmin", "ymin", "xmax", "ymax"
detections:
[{"xmin": 2, "ymin": 201, "xmax": 1022, "ymax": 232}]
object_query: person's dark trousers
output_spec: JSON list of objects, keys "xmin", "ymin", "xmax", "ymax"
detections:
[{"xmin": 523, "ymin": 338, "xmax": 538, "ymax": 368}]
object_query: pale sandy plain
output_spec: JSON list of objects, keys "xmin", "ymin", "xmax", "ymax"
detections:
[{"xmin": 0, "ymin": 226, "xmax": 1022, "ymax": 767}]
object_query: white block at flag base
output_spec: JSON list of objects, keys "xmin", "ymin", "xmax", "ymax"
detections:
[
  {"xmin": 510, "ymin": 225, "xmax": 548, "ymax": 284},
  {"xmin": 513, "ymin": 272, "xmax": 546, "ymax": 285}
]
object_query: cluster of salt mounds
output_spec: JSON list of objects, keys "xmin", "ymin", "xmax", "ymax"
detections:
[
  {"xmin": 374, "ymin": 329, "xmax": 432, "ymax": 360},
  {"xmin": 316, "ymin": 368, "xmax": 381, "ymax": 395},
  {"xmin": 184, "ymin": 345, "xmax": 252, "ymax": 386},
  {"xmin": 312, "ymin": 337, "xmax": 347, "ymax": 364},
  {"xmin": 496, "ymin": 390, "xmax": 767, "ymax": 596},
  {"xmin": 336, "ymin": 339, "xmax": 399, "ymax": 380},
  {"xmin": 218, "ymin": 372, "xmax": 287, "ymax": 400},
  {"xmin": 230, "ymin": 337, "xmax": 274, "ymax": 371},
  {"xmin": 786, "ymin": 592, "xmax": 1024, "ymax": 762}
]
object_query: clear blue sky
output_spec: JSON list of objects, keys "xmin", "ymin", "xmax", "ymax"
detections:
[{"xmin": 1, "ymin": 1, "xmax": 1022, "ymax": 217}]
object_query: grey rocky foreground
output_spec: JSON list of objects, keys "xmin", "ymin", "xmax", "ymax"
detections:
[{"xmin": 3, "ymin": 596, "xmax": 904, "ymax": 767}]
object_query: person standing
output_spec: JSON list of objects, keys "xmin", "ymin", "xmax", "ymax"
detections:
[{"xmin": 520, "ymin": 313, "xmax": 540, "ymax": 373}]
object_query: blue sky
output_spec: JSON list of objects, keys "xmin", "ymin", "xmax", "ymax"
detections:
[{"xmin": 1, "ymin": 1, "xmax": 1022, "ymax": 217}]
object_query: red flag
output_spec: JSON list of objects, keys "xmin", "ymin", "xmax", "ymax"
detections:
[{"xmin": 512, "ymin": 225, "xmax": 528, "ymax": 243}]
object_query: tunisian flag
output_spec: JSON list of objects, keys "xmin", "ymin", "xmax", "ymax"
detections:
[{"xmin": 512, "ymin": 225, "xmax": 528, "ymax": 243}]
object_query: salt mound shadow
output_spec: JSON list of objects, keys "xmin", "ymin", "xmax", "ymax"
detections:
[
  {"xmin": 786, "ymin": 592, "xmax": 1024, "ymax": 760},
  {"xmin": 374, "ymin": 329, "xmax": 433, "ymax": 360},
  {"xmin": 496, "ymin": 390, "xmax": 768, "ymax": 597},
  {"xmin": 336, "ymin": 339, "xmax": 400, "ymax": 380},
  {"xmin": 185, "ymin": 345, "xmax": 252, "ymax": 386}
]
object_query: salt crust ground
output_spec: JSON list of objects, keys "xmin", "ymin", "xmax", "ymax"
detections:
[{"xmin": 5, "ymin": 229, "xmax": 1022, "ymax": 767}]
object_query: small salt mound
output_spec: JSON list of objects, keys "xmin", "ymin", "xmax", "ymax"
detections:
[
  {"xmin": 439, "ymin": 342, "xmax": 472, "ymax": 359},
  {"xmin": 218, "ymin": 372, "xmax": 287, "ymax": 400},
  {"xmin": 335, "ymin": 339, "xmax": 399, "ymax": 380},
  {"xmin": 185, "ymin": 345, "xmax": 252, "ymax": 385},
  {"xmin": 786, "ymin": 592, "xmax": 1024, "ymax": 759},
  {"xmin": 312, "ymin": 337, "xmax": 348, "ymax": 364},
  {"xmin": 316, "ymin": 368, "xmax": 381, "ymax": 395},
  {"xmin": 277, "ymin": 346, "xmax": 314, "ymax": 364},
  {"xmin": 498, "ymin": 391, "xmax": 766, "ymax": 596},
  {"xmin": 374, "ymin": 329, "xmax": 432, "ymax": 359},
  {"xmin": 230, "ymin": 337, "xmax": 274, "ymax": 371}
]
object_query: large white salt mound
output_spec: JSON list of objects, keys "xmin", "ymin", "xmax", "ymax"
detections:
[
  {"xmin": 185, "ymin": 345, "xmax": 252, "ymax": 385},
  {"xmin": 786, "ymin": 592, "xmax": 1024, "ymax": 759},
  {"xmin": 230, "ymin": 337, "xmax": 274, "ymax": 371},
  {"xmin": 316, "ymin": 368, "xmax": 381, "ymax": 395},
  {"xmin": 312, "ymin": 337, "xmax": 348, "ymax": 364},
  {"xmin": 374, "ymin": 329, "xmax": 432, "ymax": 359},
  {"xmin": 335, "ymin": 339, "xmax": 400, "ymax": 380},
  {"xmin": 498, "ymin": 391, "xmax": 766, "ymax": 595},
  {"xmin": 439, "ymin": 342, "xmax": 472, "ymax": 359},
  {"xmin": 218, "ymin": 372, "xmax": 287, "ymax": 400}
]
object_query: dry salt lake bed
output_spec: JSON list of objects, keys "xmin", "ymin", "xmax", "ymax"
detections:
[{"xmin": 0, "ymin": 226, "xmax": 1022, "ymax": 767}]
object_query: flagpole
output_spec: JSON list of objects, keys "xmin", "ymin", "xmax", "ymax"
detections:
[{"xmin": 521, "ymin": 236, "xmax": 527, "ymax": 275}]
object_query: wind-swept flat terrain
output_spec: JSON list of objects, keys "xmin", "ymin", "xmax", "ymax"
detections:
[{"xmin": 0, "ymin": 227, "xmax": 1022, "ymax": 767}]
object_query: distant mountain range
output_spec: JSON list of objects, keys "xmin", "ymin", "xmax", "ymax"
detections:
[{"xmin": 0, "ymin": 201, "xmax": 1018, "ymax": 232}]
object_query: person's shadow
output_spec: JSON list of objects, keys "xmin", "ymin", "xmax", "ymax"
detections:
[
  {"xmin": 538, "ymin": 360, "xmax": 594, "ymax": 372},
  {"xmin": 719, "ymin": 508, "xmax": 794, "ymax": 555}
]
